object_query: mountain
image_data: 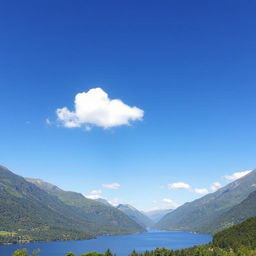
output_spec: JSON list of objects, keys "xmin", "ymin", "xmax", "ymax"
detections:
[
  {"xmin": 94, "ymin": 198, "xmax": 112, "ymax": 206},
  {"xmin": 144, "ymin": 209, "xmax": 173, "ymax": 223},
  {"xmin": 117, "ymin": 204, "xmax": 154, "ymax": 228},
  {"xmin": 204, "ymin": 189, "xmax": 256, "ymax": 233},
  {"xmin": 155, "ymin": 169, "xmax": 256, "ymax": 233},
  {"xmin": 26, "ymin": 178, "xmax": 145, "ymax": 234},
  {"xmin": 213, "ymin": 216, "xmax": 256, "ymax": 250},
  {"xmin": 0, "ymin": 165, "xmax": 145, "ymax": 244}
]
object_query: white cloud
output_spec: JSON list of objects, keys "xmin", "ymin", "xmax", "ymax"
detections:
[
  {"xmin": 91, "ymin": 189, "xmax": 102, "ymax": 195},
  {"xmin": 85, "ymin": 189, "xmax": 103, "ymax": 200},
  {"xmin": 211, "ymin": 182, "xmax": 222, "ymax": 192},
  {"xmin": 162, "ymin": 198, "xmax": 174, "ymax": 204},
  {"xmin": 102, "ymin": 183, "xmax": 120, "ymax": 189},
  {"xmin": 168, "ymin": 182, "xmax": 190, "ymax": 190},
  {"xmin": 108, "ymin": 198, "xmax": 120, "ymax": 206},
  {"xmin": 56, "ymin": 88, "xmax": 144, "ymax": 129},
  {"xmin": 224, "ymin": 170, "xmax": 252, "ymax": 181},
  {"xmin": 84, "ymin": 189, "xmax": 120, "ymax": 207},
  {"xmin": 162, "ymin": 198, "xmax": 180, "ymax": 208},
  {"xmin": 194, "ymin": 188, "xmax": 209, "ymax": 195}
]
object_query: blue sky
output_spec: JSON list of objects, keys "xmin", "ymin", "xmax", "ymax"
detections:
[{"xmin": 0, "ymin": 0, "xmax": 256, "ymax": 211}]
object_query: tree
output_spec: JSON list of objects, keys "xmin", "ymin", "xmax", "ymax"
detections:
[
  {"xmin": 66, "ymin": 252, "xmax": 76, "ymax": 256},
  {"xmin": 13, "ymin": 249, "xmax": 28, "ymax": 256},
  {"xmin": 12, "ymin": 248, "xmax": 40, "ymax": 256},
  {"xmin": 105, "ymin": 249, "xmax": 113, "ymax": 256}
]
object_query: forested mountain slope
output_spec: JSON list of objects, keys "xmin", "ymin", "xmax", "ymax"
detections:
[
  {"xmin": 204, "ymin": 189, "xmax": 256, "ymax": 233},
  {"xmin": 0, "ymin": 165, "xmax": 144, "ymax": 244},
  {"xmin": 213, "ymin": 216, "xmax": 256, "ymax": 250},
  {"xmin": 27, "ymin": 178, "xmax": 145, "ymax": 234},
  {"xmin": 156, "ymin": 170, "xmax": 256, "ymax": 233}
]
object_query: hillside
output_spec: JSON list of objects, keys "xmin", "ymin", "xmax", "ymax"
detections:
[
  {"xmin": 117, "ymin": 204, "xmax": 154, "ymax": 228},
  {"xmin": 204, "ymin": 190, "xmax": 256, "ymax": 233},
  {"xmin": 144, "ymin": 209, "xmax": 173, "ymax": 223},
  {"xmin": 0, "ymin": 165, "xmax": 145, "ymax": 244},
  {"xmin": 155, "ymin": 170, "xmax": 256, "ymax": 233},
  {"xmin": 26, "ymin": 178, "xmax": 145, "ymax": 235},
  {"xmin": 213, "ymin": 216, "xmax": 256, "ymax": 250}
]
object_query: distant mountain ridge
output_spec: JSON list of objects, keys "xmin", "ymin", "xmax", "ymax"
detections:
[
  {"xmin": 0, "ymin": 165, "xmax": 145, "ymax": 244},
  {"xmin": 155, "ymin": 169, "xmax": 256, "ymax": 233},
  {"xmin": 117, "ymin": 204, "xmax": 154, "ymax": 228},
  {"xmin": 144, "ymin": 209, "xmax": 173, "ymax": 223},
  {"xmin": 94, "ymin": 198, "xmax": 112, "ymax": 206}
]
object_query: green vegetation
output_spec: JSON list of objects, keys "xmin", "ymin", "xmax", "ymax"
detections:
[
  {"xmin": 155, "ymin": 170, "xmax": 256, "ymax": 233},
  {"xmin": 12, "ymin": 248, "xmax": 40, "ymax": 256},
  {"xmin": 0, "ymin": 231, "xmax": 17, "ymax": 236},
  {"xmin": 12, "ymin": 246, "xmax": 256, "ymax": 256},
  {"xmin": 213, "ymin": 216, "xmax": 256, "ymax": 250},
  {"xmin": 26, "ymin": 178, "xmax": 145, "ymax": 235},
  {"xmin": 204, "ymin": 190, "xmax": 256, "ymax": 233},
  {"xmin": 0, "ymin": 165, "xmax": 145, "ymax": 244}
]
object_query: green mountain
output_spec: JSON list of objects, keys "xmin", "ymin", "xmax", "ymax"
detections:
[
  {"xmin": 0, "ymin": 165, "xmax": 145, "ymax": 244},
  {"xmin": 204, "ymin": 189, "xmax": 256, "ymax": 233},
  {"xmin": 213, "ymin": 216, "xmax": 256, "ymax": 250},
  {"xmin": 155, "ymin": 169, "xmax": 256, "ymax": 233},
  {"xmin": 117, "ymin": 204, "xmax": 154, "ymax": 228},
  {"xmin": 144, "ymin": 209, "xmax": 173, "ymax": 223},
  {"xmin": 27, "ymin": 178, "xmax": 145, "ymax": 235}
]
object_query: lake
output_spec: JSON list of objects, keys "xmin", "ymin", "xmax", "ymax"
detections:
[{"xmin": 0, "ymin": 230, "xmax": 212, "ymax": 256}]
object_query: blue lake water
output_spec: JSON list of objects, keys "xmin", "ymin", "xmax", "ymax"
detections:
[{"xmin": 0, "ymin": 230, "xmax": 212, "ymax": 256}]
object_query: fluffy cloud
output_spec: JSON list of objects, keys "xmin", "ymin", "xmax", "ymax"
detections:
[
  {"xmin": 194, "ymin": 188, "xmax": 208, "ymax": 195},
  {"xmin": 224, "ymin": 170, "xmax": 252, "ymax": 181},
  {"xmin": 168, "ymin": 182, "xmax": 190, "ymax": 190},
  {"xmin": 102, "ymin": 183, "xmax": 120, "ymax": 189},
  {"xmin": 162, "ymin": 198, "xmax": 180, "ymax": 208},
  {"xmin": 56, "ymin": 88, "xmax": 144, "ymax": 129},
  {"xmin": 211, "ymin": 182, "xmax": 222, "ymax": 192},
  {"xmin": 85, "ymin": 189, "xmax": 103, "ymax": 200}
]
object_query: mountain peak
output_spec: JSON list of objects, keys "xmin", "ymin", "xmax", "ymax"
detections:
[
  {"xmin": 117, "ymin": 204, "xmax": 154, "ymax": 228},
  {"xmin": 26, "ymin": 178, "xmax": 62, "ymax": 192}
]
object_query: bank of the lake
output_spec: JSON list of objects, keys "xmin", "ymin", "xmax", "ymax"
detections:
[{"xmin": 0, "ymin": 230, "xmax": 212, "ymax": 256}]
